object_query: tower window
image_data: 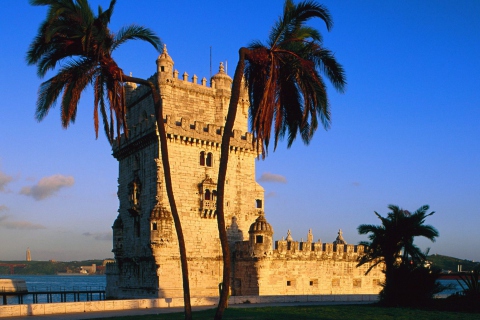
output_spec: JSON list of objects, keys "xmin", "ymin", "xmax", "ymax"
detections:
[
  {"xmin": 206, "ymin": 152, "xmax": 213, "ymax": 167},
  {"xmin": 353, "ymin": 279, "xmax": 362, "ymax": 287},
  {"xmin": 134, "ymin": 217, "xmax": 140, "ymax": 238},
  {"xmin": 256, "ymin": 235, "xmax": 264, "ymax": 244},
  {"xmin": 152, "ymin": 222, "xmax": 157, "ymax": 231},
  {"xmin": 205, "ymin": 189, "xmax": 211, "ymax": 200},
  {"xmin": 161, "ymin": 66, "xmax": 165, "ymax": 72},
  {"xmin": 200, "ymin": 151, "xmax": 205, "ymax": 166},
  {"xmin": 256, "ymin": 199, "xmax": 262, "ymax": 209}
]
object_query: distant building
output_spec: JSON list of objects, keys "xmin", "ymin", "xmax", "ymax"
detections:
[
  {"xmin": 80, "ymin": 264, "xmax": 96, "ymax": 274},
  {"xmin": 26, "ymin": 248, "xmax": 31, "ymax": 261},
  {"xmin": 105, "ymin": 45, "xmax": 384, "ymax": 299}
]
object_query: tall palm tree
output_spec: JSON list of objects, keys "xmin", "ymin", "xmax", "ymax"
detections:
[
  {"xmin": 214, "ymin": 1, "xmax": 346, "ymax": 318},
  {"xmin": 357, "ymin": 204, "xmax": 439, "ymax": 302},
  {"xmin": 26, "ymin": 1, "xmax": 192, "ymax": 318}
]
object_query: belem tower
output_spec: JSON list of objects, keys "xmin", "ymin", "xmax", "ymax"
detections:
[{"xmin": 105, "ymin": 46, "xmax": 384, "ymax": 299}]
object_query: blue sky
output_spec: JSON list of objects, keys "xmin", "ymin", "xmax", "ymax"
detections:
[{"xmin": 1, "ymin": 1, "xmax": 479, "ymax": 262}]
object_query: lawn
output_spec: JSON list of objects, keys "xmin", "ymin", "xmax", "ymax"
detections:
[{"xmin": 96, "ymin": 304, "xmax": 479, "ymax": 320}]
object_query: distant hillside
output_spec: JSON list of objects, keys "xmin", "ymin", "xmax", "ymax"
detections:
[
  {"xmin": 0, "ymin": 260, "xmax": 107, "ymax": 275},
  {"xmin": 427, "ymin": 254, "xmax": 478, "ymax": 272}
]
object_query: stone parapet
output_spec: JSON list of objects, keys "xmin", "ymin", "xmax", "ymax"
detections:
[{"xmin": 112, "ymin": 114, "xmax": 256, "ymax": 160}]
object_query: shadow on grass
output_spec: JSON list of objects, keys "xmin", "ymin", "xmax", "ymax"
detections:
[{"xmin": 95, "ymin": 303, "xmax": 480, "ymax": 320}]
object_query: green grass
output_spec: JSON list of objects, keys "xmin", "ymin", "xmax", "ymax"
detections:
[{"xmin": 95, "ymin": 304, "xmax": 479, "ymax": 320}]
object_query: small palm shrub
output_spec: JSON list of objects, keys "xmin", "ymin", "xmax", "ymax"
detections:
[{"xmin": 379, "ymin": 264, "xmax": 445, "ymax": 307}]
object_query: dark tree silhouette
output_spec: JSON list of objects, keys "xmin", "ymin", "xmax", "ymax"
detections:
[
  {"xmin": 215, "ymin": 1, "xmax": 346, "ymax": 318},
  {"xmin": 27, "ymin": 1, "xmax": 192, "ymax": 318},
  {"xmin": 357, "ymin": 204, "xmax": 439, "ymax": 306}
]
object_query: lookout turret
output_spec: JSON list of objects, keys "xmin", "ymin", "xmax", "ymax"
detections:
[
  {"xmin": 156, "ymin": 44, "xmax": 174, "ymax": 82},
  {"xmin": 248, "ymin": 212, "xmax": 274, "ymax": 257},
  {"xmin": 211, "ymin": 62, "xmax": 232, "ymax": 91}
]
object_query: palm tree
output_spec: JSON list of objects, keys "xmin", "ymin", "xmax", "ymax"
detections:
[
  {"xmin": 214, "ymin": 1, "xmax": 346, "ymax": 318},
  {"xmin": 357, "ymin": 204, "xmax": 439, "ymax": 305},
  {"xmin": 26, "ymin": 1, "xmax": 192, "ymax": 318}
]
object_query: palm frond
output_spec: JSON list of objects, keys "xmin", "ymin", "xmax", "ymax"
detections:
[
  {"xmin": 28, "ymin": 0, "xmax": 160, "ymax": 143},
  {"xmin": 113, "ymin": 25, "xmax": 162, "ymax": 52}
]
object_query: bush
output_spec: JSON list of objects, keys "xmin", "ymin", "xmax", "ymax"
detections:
[{"xmin": 379, "ymin": 264, "xmax": 446, "ymax": 307}]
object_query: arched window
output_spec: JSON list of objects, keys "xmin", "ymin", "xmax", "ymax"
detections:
[
  {"xmin": 212, "ymin": 190, "xmax": 217, "ymax": 201},
  {"xmin": 205, "ymin": 189, "xmax": 211, "ymax": 200},
  {"xmin": 200, "ymin": 151, "xmax": 205, "ymax": 166},
  {"xmin": 206, "ymin": 152, "xmax": 213, "ymax": 167}
]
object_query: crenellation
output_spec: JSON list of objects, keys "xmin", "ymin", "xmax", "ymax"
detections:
[{"xmin": 106, "ymin": 46, "xmax": 383, "ymax": 300}]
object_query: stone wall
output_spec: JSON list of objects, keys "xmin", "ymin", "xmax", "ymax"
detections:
[
  {"xmin": 233, "ymin": 227, "xmax": 383, "ymax": 296},
  {"xmin": 106, "ymin": 45, "xmax": 383, "ymax": 300},
  {"xmin": 107, "ymin": 46, "xmax": 263, "ymax": 299}
]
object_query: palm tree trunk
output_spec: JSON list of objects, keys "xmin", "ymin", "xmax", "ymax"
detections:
[
  {"xmin": 214, "ymin": 47, "xmax": 248, "ymax": 320},
  {"xmin": 124, "ymin": 75, "xmax": 192, "ymax": 320},
  {"xmin": 383, "ymin": 255, "xmax": 395, "ymax": 304}
]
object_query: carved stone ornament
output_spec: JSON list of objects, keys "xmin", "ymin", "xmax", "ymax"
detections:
[{"xmin": 128, "ymin": 174, "xmax": 142, "ymax": 216}]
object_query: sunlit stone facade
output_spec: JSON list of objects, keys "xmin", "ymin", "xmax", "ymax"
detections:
[{"xmin": 105, "ymin": 46, "xmax": 383, "ymax": 299}]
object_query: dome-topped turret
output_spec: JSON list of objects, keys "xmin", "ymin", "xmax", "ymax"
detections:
[
  {"xmin": 156, "ymin": 44, "xmax": 174, "ymax": 80},
  {"xmin": 333, "ymin": 229, "xmax": 347, "ymax": 245},
  {"xmin": 113, "ymin": 216, "xmax": 123, "ymax": 229},
  {"xmin": 211, "ymin": 62, "xmax": 232, "ymax": 90},
  {"xmin": 249, "ymin": 213, "xmax": 273, "ymax": 235},
  {"xmin": 124, "ymin": 72, "xmax": 137, "ymax": 102},
  {"xmin": 150, "ymin": 204, "xmax": 172, "ymax": 221},
  {"xmin": 248, "ymin": 212, "xmax": 274, "ymax": 256},
  {"xmin": 286, "ymin": 229, "xmax": 293, "ymax": 242},
  {"xmin": 157, "ymin": 44, "xmax": 173, "ymax": 64}
]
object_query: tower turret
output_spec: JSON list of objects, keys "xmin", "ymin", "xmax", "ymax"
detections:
[
  {"xmin": 156, "ymin": 44, "xmax": 174, "ymax": 82},
  {"xmin": 124, "ymin": 72, "xmax": 137, "ymax": 102},
  {"xmin": 211, "ymin": 62, "xmax": 232, "ymax": 91},
  {"xmin": 248, "ymin": 212, "xmax": 274, "ymax": 256}
]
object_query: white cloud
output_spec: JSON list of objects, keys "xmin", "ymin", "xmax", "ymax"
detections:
[
  {"xmin": 20, "ymin": 174, "xmax": 74, "ymax": 200},
  {"xmin": 0, "ymin": 170, "xmax": 13, "ymax": 192},
  {"xmin": 0, "ymin": 214, "xmax": 46, "ymax": 230},
  {"xmin": 258, "ymin": 172, "xmax": 287, "ymax": 183},
  {"xmin": 82, "ymin": 231, "xmax": 111, "ymax": 241},
  {"xmin": 265, "ymin": 191, "xmax": 277, "ymax": 198}
]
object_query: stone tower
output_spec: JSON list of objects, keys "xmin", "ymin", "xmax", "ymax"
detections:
[{"xmin": 106, "ymin": 46, "xmax": 264, "ymax": 299}]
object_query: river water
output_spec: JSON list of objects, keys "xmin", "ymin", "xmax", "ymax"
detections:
[
  {"xmin": 1, "ymin": 274, "xmax": 105, "ymax": 305},
  {"xmin": 0, "ymin": 275, "xmax": 463, "ymax": 305}
]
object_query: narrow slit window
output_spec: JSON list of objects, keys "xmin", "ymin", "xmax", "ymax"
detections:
[{"xmin": 206, "ymin": 152, "xmax": 213, "ymax": 167}]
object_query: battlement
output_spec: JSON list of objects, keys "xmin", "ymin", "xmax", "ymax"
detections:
[
  {"xmin": 235, "ymin": 228, "xmax": 365, "ymax": 262},
  {"xmin": 112, "ymin": 113, "xmax": 255, "ymax": 160},
  {"xmin": 125, "ymin": 71, "xmax": 216, "ymax": 106},
  {"xmin": 235, "ymin": 239, "xmax": 365, "ymax": 261},
  {"xmin": 272, "ymin": 239, "xmax": 365, "ymax": 260}
]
